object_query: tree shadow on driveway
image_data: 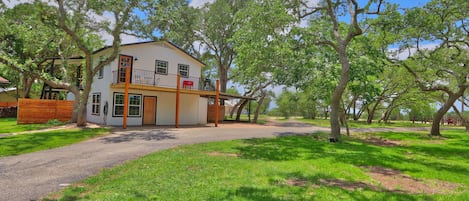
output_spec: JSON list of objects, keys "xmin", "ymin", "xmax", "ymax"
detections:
[{"xmin": 100, "ymin": 129, "xmax": 177, "ymax": 143}]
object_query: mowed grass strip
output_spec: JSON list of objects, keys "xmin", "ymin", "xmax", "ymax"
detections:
[
  {"xmin": 0, "ymin": 117, "xmax": 63, "ymax": 134},
  {"xmin": 0, "ymin": 128, "xmax": 109, "ymax": 157},
  {"xmin": 47, "ymin": 129, "xmax": 469, "ymax": 201}
]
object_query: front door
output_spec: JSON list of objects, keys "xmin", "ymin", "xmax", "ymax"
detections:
[
  {"xmin": 143, "ymin": 96, "xmax": 157, "ymax": 125},
  {"xmin": 118, "ymin": 55, "xmax": 133, "ymax": 83}
]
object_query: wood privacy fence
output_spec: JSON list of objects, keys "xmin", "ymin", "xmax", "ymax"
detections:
[
  {"xmin": 0, "ymin": 101, "xmax": 17, "ymax": 107},
  {"xmin": 207, "ymin": 105, "xmax": 225, "ymax": 123},
  {"xmin": 17, "ymin": 99, "xmax": 74, "ymax": 124}
]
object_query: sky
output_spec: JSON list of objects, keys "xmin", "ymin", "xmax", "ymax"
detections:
[{"xmin": 7, "ymin": 0, "xmax": 462, "ymax": 111}]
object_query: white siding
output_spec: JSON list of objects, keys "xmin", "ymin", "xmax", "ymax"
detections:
[
  {"xmin": 86, "ymin": 61, "xmax": 113, "ymax": 125},
  {"xmin": 198, "ymin": 97, "xmax": 208, "ymax": 124},
  {"xmin": 116, "ymin": 43, "xmax": 202, "ymax": 89},
  {"xmin": 86, "ymin": 42, "xmax": 206, "ymax": 126},
  {"xmin": 105, "ymin": 89, "xmax": 206, "ymax": 126}
]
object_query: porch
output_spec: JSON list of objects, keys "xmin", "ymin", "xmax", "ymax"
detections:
[{"xmin": 110, "ymin": 68, "xmax": 255, "ymax": 128}]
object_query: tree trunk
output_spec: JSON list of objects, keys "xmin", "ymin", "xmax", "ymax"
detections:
[
  {"xmin": 430, "ymin": 93, "xmax": 464, "ymax": 136},
  {"xmin": 451, "ymin": 105, "xmax": 469, "ymax": 133},
  {"xmin": 236, "ymin": 99, "xmax": 248, "ymax": 121},
  {"xmin": 229, "ymin": 101, "xmax": 242, "ymax": 118},
  {"xmin": 330, "ymin": 48, "xmax": 351, "ymax": 142},
  {"xmin": 253, "ymin": 92, "xmax": 266, "ymax": 123},
  {"xmin": 340, "ymin": 104, "xmax": 350, "ymax": 136},
  {"xmin": 71, "ymin": 91, "xmax": 80, "ymax": 123},
  {"xmin": 219, "ymin": 68, "xmax": 228, "ymax": 93},
  {"xmin": 76, "ymin": 70, "xmax": 93, "ymax": 127},
  {"xmin": 367, "ymin": 98, "xmax": 382, "ymax": 124},
  {"xmin": 379, "ymin": 107, "xmax": 393, "ymax": 123},
  {"xmin": 22, "ymin": 76, "xmax": 34, "ymax": 98},
  {"xmin": 355, "ymin": 105, "xmax": 366, "ymax": 120},
  {"xmin": 76, "ymin": 102, "xmax": 87, "ymax": 126},
  {"xmin": 352, "ymin": 98, "xmax": 357, "ymax": 120}
]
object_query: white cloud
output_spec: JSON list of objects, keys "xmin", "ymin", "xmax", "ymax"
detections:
[
  {"xmin": 4, "ymin": 0, "xmax": 28, "ymax": 8},
  {"xmin": 389, "ymin": 43, "xmax": 440, "ymax": 60},
  {"xmin": 189, "ymin": 0, "xmax": 214, "ymax": 8}
]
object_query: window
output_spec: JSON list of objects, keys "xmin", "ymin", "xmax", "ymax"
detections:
[
  {"xmin": 113, "ymin": 93, "xmax": 142, "ymax": 117},
  {"xmin": 98, "ymin": 56, "xmax": 104, "ymax": 79},
  {"xmin": 92, "ymin": 93, "xmax": 101, "ymax": 115},
  {"xmin": 155, "ymin": 60, "xmax": 168, "ymax": 75},
  {"xmin": 128, "ymin": 95, "xmax": 141, "ymax": 116},
  {"xmin": 113, "ymin": 93, "xmax": 124, "ymax": 116},
  {"xmin": 178, "ymin": 64, "xmax": 189, "ymax": 78},
  {"xmin": 98, "ymin": 68, "xmax": 104, "ymax": 79}
]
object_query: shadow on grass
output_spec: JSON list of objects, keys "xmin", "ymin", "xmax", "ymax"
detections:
[
  {"xmin": 0, "ymin": 128, "xmax": 108, "ymax": 157},
  {"xmin": 235, "ymin": 132, "xmax": 469, "ymax": 181},
  {"xmin": 100, "ymin": 130, "xmax": 176, "ymax": 143},
  {"xmin": 214, "ymin": 171, "xmax": 434, "ymax": 201},
  {"xmin": 285, "ymin": 171, "xmax": 433, "ymax": 201},
  {"xmin": 236, "ymin": 134, "xmax": 387, "ymax": 164},
  {"xmin": 215, "ymin": 187, "xmax": 286, "ymax": 201}
]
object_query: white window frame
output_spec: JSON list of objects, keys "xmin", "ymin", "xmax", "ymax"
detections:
[
  {"xmin": 155, "ymin": 60, "xmax": 168, "ymax": 75},
  {"xmin": 178, "ymin": 64, "xmax": 189, "ymax": 78},
  {"xmin": 128, "ymin": 94, "xmax": 141, "ymax": 117},
  {"xmin": 113, "ymin": 93, "xmax": 141, "ymax": 117},
  {"xmin": 113, "ymin": 93, "xmax": 124, "ymax": 116},
  {"xmin": 92, "ymin": 93, "xmax": 101, "ymax": 115}
]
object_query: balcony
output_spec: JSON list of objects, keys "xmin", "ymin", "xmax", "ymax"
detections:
[{"xmin": 112, "ymin": 68, "xmax": 205, "ymax": 91}]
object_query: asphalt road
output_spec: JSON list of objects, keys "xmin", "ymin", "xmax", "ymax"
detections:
[{"xmin": 0, "ymin": 122, "xmax": 327, "ymax": 201}]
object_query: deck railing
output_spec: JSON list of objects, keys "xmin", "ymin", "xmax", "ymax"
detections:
[{"xmin": 112, "ymin": 68, "xmax": 206, "ymax": 91}]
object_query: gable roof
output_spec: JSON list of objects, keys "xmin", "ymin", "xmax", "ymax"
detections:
[
  {"xmin": 45, "ymin": 40, "xmax": 206, "ymax": 67},
  {"xmin": 93, "ymin": 40, "xmax": 206, "ymax": 67},
  {"xmin": 0, "ymin": 76, "xmax": 10, "ymax": 85}
]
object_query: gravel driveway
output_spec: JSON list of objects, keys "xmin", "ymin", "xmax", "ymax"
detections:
[{"xmin": 0, "ymin": 122, "xmax": 327, "ymax": 201}]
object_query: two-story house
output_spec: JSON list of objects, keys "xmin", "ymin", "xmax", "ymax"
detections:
[{"xmin": 83, "ymin": 40, "xmax": 212, "ymax": 126}]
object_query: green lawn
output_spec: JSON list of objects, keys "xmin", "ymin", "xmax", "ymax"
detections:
[
  {"xmin": 47, "ymin": 129, "xmax": 469, "ymax": 201},
  {"xmin": 225, "ymin": 114, "xmax": 267, "ymax": 125},
  {"xmin": 0, "ymin": 128, "xmax": 109, "ymax": 157},
  {"xmin": 295, "ymin": 118, "xmax": 436, "ymax": 128},
  {"xmin": 0, "ymin": 117, "xmax": 64, "ymax": 134}
]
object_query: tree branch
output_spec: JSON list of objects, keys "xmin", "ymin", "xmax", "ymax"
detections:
[{"xmin": 56, "ymin": 0, "xmax": 92, "ymax": 56}]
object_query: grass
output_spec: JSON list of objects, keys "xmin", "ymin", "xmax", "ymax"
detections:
[
  {"xmin": 225, "ymin": 114, "xmax": 267, "ymax": 125},
  {"xmin": 47, "ymin": 128, "xmax": 469, "ymax": 201},
  {"xmin": 0, "ymin": 117, "xmax": 65, "ymax": 134},
  {"xmin": 295, "ymin": 117, "xmax": 437, "ymax": 128},
  {"xmin": 0, "ymin": 128, "xmax": 109, "ymax": 157}
]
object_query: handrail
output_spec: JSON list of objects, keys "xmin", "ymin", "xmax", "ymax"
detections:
[{"xmin": 112, "ymin": 68, "xmax": 208, "ymax": 91}]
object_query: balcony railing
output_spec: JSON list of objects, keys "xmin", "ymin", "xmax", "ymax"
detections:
[{"xmin": 112, "ymin": 68, "xmax": 206, "ymax": 91}]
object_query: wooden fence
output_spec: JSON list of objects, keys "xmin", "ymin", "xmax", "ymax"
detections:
[
  {"xmin": 0, "ymin": 101, "xmax": 18, "ymax": 107},
  {"xmin": 17, "ymin": 99, "xmax": 74, "ymax": 124},
  {"xmin": 207, "ymin": 105, "xmax": 225, "ymax": 123}
]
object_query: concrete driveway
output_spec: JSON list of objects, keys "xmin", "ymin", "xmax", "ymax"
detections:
[{"xmin": 0, "ymin": 122, "xmax": 328, "ymax": 201}]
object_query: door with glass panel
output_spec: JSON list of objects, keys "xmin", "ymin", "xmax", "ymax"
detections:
[{"xmin": 117, "ymin": 55, "xmax": 133, "ymax": 83}]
